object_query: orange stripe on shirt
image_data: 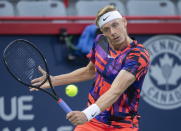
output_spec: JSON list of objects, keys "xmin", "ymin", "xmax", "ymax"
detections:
[
  {"xmin": 103, "ymin": 81, "xmax": 111, "ymax": 89},
  {"xmin": 138, "ymin": 57, "xmax": 147, "ymax": 68},
  {"xmin": 99, "ymin": 81, "xmax": 111, "ymax": 96},
  {"xmin": 110, "ymin": 51, "xmax": 118, "ymax": 58},
  {"xmin": 95, "ymin": 61, "xmax": 104, "ymax": 71},
  {"xmin": 118, "ymin": 94, "xmax": 128, "ymax": 113},
  {"xmin": 88, "ymin": 93, "xmax": 95, "ymax": 104},
  {"xmin": 141, "ymin": 50, "xmax": 150, "ymax": 61},
  {"xmin": 95, "ymin": 52, "xmax": 107, "ymax": 65},
  {"xmin": 129, "ymin": 52, "xmax": 140, "ymax": 56}
]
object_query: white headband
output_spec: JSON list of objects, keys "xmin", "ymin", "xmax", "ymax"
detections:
[{"xmin": 98, "ymin": 11, "xmax": 122, "ymax": 28}]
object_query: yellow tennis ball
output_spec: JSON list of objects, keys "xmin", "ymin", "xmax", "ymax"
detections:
[{"xmin": 65, "ymin": 84, "xmax": 78, "ymax": 97}]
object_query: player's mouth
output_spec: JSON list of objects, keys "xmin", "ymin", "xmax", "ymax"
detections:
[{"xmin": 113, "ymin": 36, "xmax": 121, "ymax": 41}]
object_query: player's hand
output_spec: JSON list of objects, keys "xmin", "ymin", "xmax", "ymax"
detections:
[
  {"xmin": 30, "ymin": 66, "xmax": 55, "ymax": 91},
  {"xmin": 66, "ymin": 111, "xmax": 88, "ymax": 125}
]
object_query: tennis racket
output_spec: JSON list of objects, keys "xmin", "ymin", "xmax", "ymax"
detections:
[{"xmin": 3, "ymin": 39, "xmax": 72, "ymax": 114}]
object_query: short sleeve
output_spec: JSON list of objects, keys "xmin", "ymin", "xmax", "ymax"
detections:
[
  {"xmin": 122, "ymin": 49, "xmax": 150, "ymax": 80},
  {"xmin": 86, "ymin": 41, "xmax": 96, "ymax": 64},
  {"xmin": 86, "ymin": 34, "xmax": 103, "ymax": 64}
]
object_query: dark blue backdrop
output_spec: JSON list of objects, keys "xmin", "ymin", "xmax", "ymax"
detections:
[{"xmin": 0, "ymin": 35, "xmax": 180, "ymax": 131}]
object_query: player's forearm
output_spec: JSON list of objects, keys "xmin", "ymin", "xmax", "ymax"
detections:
[
  {"xmin": 95, "ymin": 81, "xmax": 127, "ymax": 111},
  {"xmin": 82, "ymin": 70, "xmax": 136, "ymax": 121},
  {"xmin": 53, "ymin": 66, "xmax": 95, "ymax": 86}
]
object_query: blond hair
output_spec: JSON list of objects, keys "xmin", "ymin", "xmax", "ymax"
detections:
[{"xmin": 95, "ymin": 5, "xmax": 117, "ymax": 28}]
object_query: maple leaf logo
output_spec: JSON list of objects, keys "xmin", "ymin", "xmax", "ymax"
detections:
[{"xmin": 150, "ymin": 54, "xmax": 181, "ymax": 89}]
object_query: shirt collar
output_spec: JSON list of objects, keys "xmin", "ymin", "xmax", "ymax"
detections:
[{"xmin": 109, "ymin": 40, "xmax": 138, "ymax": 55}]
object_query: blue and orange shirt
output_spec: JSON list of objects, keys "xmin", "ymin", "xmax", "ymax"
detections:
[{"xmin": 87, "ymin": 34, "xmax": 150, "ymax": 127}]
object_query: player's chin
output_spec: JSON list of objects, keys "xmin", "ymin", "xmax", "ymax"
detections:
[
  {"xmin": 114, "ymin": 37, "xmax": 124, "ymax": 44},
  {"xmin": 113, "ymin": 40, "xmax": 124, "ymax": 47}
]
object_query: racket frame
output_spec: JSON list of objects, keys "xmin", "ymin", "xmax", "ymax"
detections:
[{"xmin": 3, "ymin": 39, "xmax": 59, "ymax": 101}]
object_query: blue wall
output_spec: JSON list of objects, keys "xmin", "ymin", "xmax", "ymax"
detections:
[{"xmin": 0, "ymin": 35, "xmax": 181, "ymax": 131}]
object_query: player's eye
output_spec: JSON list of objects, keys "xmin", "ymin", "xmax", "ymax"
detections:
[{"xmin": 112, "ymin": 22, "xmax": 119, "ymax": 28}]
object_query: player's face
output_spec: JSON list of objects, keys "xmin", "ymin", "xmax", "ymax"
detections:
[{"xmin": 101, "ymin": 18, "xmax": 128, "ymax": 50}]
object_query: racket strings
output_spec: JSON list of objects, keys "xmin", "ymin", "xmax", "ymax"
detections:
[{"xmin": 4, "ymin": 40, "xmax": 47, "ymax": 86}]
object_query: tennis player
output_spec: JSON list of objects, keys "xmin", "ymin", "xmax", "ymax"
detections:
[{"xmin": 31, "ymin": 5, "xmax": 150, "ymax": 131}]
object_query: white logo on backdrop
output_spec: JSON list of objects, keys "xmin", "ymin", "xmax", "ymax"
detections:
[
  {"xmin": 0, "ymin": 95, "xmax": 73, "ymax": 130},
  {"xmin": 142, "ymin": 35, "xmax": 181, "ymax": 110}
]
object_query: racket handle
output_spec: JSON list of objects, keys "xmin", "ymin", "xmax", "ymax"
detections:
[{"xmin": 57, "ymin": 98, "xmax": 72, "ymax": 114}]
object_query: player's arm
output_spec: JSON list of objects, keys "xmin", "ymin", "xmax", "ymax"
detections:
[
  {"xmin": 53, "ymin": 61, "xmax": 96, "ymax": 86},
  {"xmin": 83, "ymin": 49, "xmax": 150, "ymax": 118},
  {"xmin": 31, "ymin": 61, "xmax": 96, "ymax": 89},
  {"xmin": 96, "ymin": 70, "xmax": 135, "ymax": 110},
  {"xmin": 82, "ymin": 70, "xmax": 136, "ymax": 120}
]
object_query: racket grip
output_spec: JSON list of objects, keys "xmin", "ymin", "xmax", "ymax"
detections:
[{"xmin": 57, "ymin": 98, "xmax": 72, "ymax": 114}]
